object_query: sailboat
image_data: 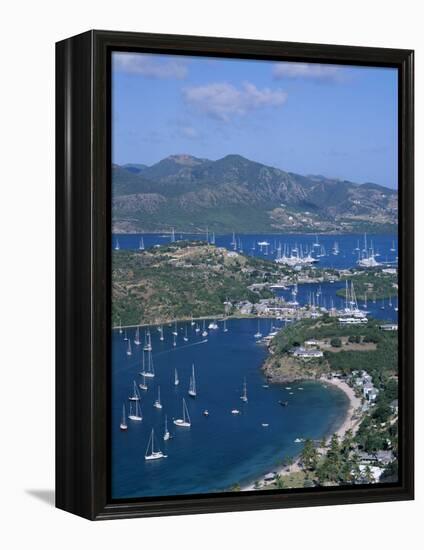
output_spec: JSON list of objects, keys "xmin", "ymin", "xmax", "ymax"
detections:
[
  {"xmin": 208, "ymin": 320, "xmax": 218, "ymax": 330},
  {"xmin": 173, "ymin": 398, "xmax": 191, "ymax": 427},
  {"xmin": 118, "ymin": 318, "xmax": 123, "ymax": 334},
  {"xmin": 173, "ymin": 334, "xmax": 177, "ymax": 347},
  {"xmin": 114, "ymin": 239, "xmax": 120, "ymax": 251},
  {"xmin": 123, "ymin": 329, "xmax": 128, "ymax": 341},
  {"xmin": 254, "ymin": 320, "xmax": 262, "ymax": 339},
  {"xmin": 163, "ymin": 415, "xmax": 170, "ymax": 441},
  {"xmin": 195, "ymin": 323, "xmax": 200, "ymax": 333},
  {"xmin": 126, "ymin": 339, "xmax": 132, "ymax": 356},
  {"xmin": 202, "ymin": 320, "xmax": 208, "ymax": 337},
  {"xmin": 145, "ymin": 429, "xmax": 167, "ymax": 460},
  {"xmin": 332, "ymin": 241, "xmax": 340, "ymax": 255},
  {"xmin": 134, "ymin": 326, "xmax": 141, "ymax": 346},
  {"xmin": 313, "ymin": 234, "xmax": 320, "ymax": 248},
  {"xmin": 190, "ymin": 316, "xmax": 195, "ymax": 327},
  {"xmin": 159, "ymin": 326, "xmax": 164, "ymax": 341},
  {"xmin": 390, "ymin": 240, "xmax": 396, "ymax": 252},
  {"xmin": 183, "ymin": 326, "xmax": 188, "ymax": 342},
  {"xmin": 120, "ymin": 404, "xmax": 128, "ymax": 430},
  {"xmin": 240, "ymin": 378, "xmax": 248, "ymax": 403},
  {"xmin": 223, "ymin": 318, "xmax": 228, "ymax": 332},
  {"xmin": 138, "ymin": 372, "xmax": 148, "ymax": 391},
  {"xmin": 139, "ymin": 236, "xmax": 145, "ymax": 250},
  {"xmin": 188, "ymin": 364, "xmax": 197, "ymax": 398},
  {"xmin": 380, "ymin": 297, "xmax": 385, "ymax": 310},
  {"xmin": 211, "ymin": 232, "xmax": 215, "ymax": 245},
  {"xmin": 143, "ymin": 330, "xmax": 152, "ymax": 351},
  {"xmin": 140, "ymin": 349, "xmax": 155, "ymax": 378},
  {"xmin": 128, "ymin": 399, "xmax": 142, "ymax": 421},
  {"xmin": 128, "ymin": 381, "xmax": 140, "ymax": 401},
  {"xmin": 153, "ymin": 386, "xmax": 163, "ymax": 409},
  {"xmin": 394, "ymin": 297, "xmax": 399, "ymax": 312},
  {"xmin": 389, "ymin": 295, "xmax": 393, "ymax": 308},
  {"xmin": 174, "ymin": 368, "xmax": 179, "ymax": 386},
  {"xmin": 172, "ymin": 321, "xmax": 178, "ymax": 336}
]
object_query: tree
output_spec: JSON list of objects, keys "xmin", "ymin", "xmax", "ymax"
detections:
[
  {"xmin": 300, "ymin": 439, "xmax": 319, "ymax": 471},
  {"xmin": 274, "ymin": 474, "xmax": 285, "ymax": 489},
  {"xmin": 330, "ymin": 337, "xmax": 342, "ymax": 348},
  {"xmin": 363, "ymin": 465, "xmax": 374, "ymax": 484}
]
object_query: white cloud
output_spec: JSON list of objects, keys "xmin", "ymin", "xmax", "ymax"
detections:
[
  {"xmin": 273, "ymin": 62, "xmax": 343, "ymax": 82},
  {"xmin": 113, "ymin": 53, "xmax": 188, "ymax": 79},
  {"xmin": 180, "ymin": 126, "xmax": 199, "ymax": 139},
  {"xmin": 182, "ymin": 82, "xmax": 288, "ymax": 121}
]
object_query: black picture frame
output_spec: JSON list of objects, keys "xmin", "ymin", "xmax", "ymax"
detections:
[{"xmin": 56, "ymin": 30, "xmax": 414, "ymax": 520}]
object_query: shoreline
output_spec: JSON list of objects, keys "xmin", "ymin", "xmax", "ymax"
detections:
[{"xmin": 240, "ymin": 376, "xmax": 362, "ymax": 491}]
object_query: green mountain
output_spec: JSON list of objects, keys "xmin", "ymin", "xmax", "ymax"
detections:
[{"xmin": 112, "ymin": 154, "xmax": 397, "ymax": 234}]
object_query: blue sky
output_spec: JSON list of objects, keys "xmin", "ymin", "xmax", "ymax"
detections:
[{"xmin": 112, "ymin": 52, "xmax": 398, "ymax": 189}]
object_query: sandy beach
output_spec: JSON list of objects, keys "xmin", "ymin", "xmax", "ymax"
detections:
[{"xmin": 241, "ymin": 376, "xmax": 363, "ymax": 491}]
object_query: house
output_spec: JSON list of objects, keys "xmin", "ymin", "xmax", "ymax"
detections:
[
  {"xmin": 292, "ymin": 347, "xmax": 324, "ymax": 359},
  {"xmin": 304, "ymin": 339, "xmax": 319, "ymax": 347},
  {"xmin": 237, "ymin": 301, "xmax": 253, "ymax": 315},
  {"xmin": 375, "ymin": 450, "xmax": 395, "ymax": 465},
  {"xmin": 379, "ymin": 323, "xmax": 398, "ymax": 331}
]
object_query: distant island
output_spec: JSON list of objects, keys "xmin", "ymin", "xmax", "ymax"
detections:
[{"xmin": 112, "ymin": 154, "xmax": 398, "ymax": 234}]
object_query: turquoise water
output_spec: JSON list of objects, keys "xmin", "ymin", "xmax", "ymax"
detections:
[{"xmin": 111, "ymin": 318, "xmax": 350, "ymax": 498}]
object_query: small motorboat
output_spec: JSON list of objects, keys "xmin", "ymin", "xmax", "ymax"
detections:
[{"xmin": 278, "ymin": 400, "xmax": 289, "ymax": 407}]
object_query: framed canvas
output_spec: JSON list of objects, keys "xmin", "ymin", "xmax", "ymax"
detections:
[{"xmin": 56, "ymin": 30, "xmax": 414, "ymax": 520}]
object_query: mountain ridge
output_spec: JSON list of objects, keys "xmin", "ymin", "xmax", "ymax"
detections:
[{"xmin": 112, "ymin": 154, "xmax": 397, "ymax": 234}]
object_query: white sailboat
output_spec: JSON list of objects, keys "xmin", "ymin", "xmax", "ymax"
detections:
[
  {"xmin": 254, "ymin": 320, "xmax": 262, "ymax": 339},
  {"xmin": 140, "ymin": 349, "xmax": 155, "ymax": 378},
  {"xmin": 188, "ymin": 364, "xmax": 197, "ymax": 398},
  {"xmin": 118, "ymin": 318, "xmax": 123, "ymax": 334},
  {"xmin": 134, "ymin": 326, "xmax": 141, "ymax": 346},
  {"xmin": 332, "ymin": 241, "xmax": 340, "ymax": 255},
  {"xmin": 211, "ymin": 232, "xmax": 215, "ymax": 245},
  {"xmin": 139, "ymin": 236, "xmax": 145, "ymax": 250},
  {"xmin": 126, "ymin": 339, "xmax": 132, "ymax": 356},
  {"xmin": 183, "ymin": 326, "xmax": 188, "ymax": 342},
  {"xmin": 173, "ymin": 334, "xmax": 177, "ymax": 347},
  {"xmin": 172, "ymin": 321, "xmax": 178, "ymax": 336},
  {"xmin": 153, "ymin": 386, "xmax": 163, "ymax": 409},
  {"xmin": 240, "ymin": 378, "xmax": 248, "ymax": 403},
  {"xmin": 143, "ymin": 330, "xmax": 152, "ymax": 351},
  {"xmin": 390, "ymin": 240, "xmax": 396, "ymax": 252},
  {"xmin": 173, "ymin": 398, "xmax": 191, "ymax": 427},
  {"xmin": 120, "ymin": 404, "xmax": 128, "ymax": 430},
  {"xmin": 138, "ymin": 372, "xmax": 148, "ymax": 391},
  {"xmin": 159, "ymin": 325, "xmax": 164, "ymax": 341},
  {"xmin": 195, "ymin": 323, "xmax": 200, "ymax": 333},
  {"xmin": 128, "ymin": 399, "xmax": 142, "ymax": 421},
  {"xmin": 163, "ymin": 415, "xmax": 170, "ymax": 441},
  {"xmin": 128, "ymin": 381, "xmax": 140, "ymax": 401},
  {"xmin": 202, "ymin": 320, "xmax": 208, "ymax": 337},
  {"xmin": 123, "ymin": 329, "xmax": 128, "ymax": 341},
  {"xmin": 174, "ymin": 368, "xmax": 179, "ymax": 386},
  {"xmin": 223, "ymin": 318, "xmax": 228, "ymax": 332},
  {"xmin": 114, "ymin": 239, "xmax": 120, "ymax": 251},
  {"xmin": 145, "ymin": 429, "xmax": 167, "ymax": 461}
]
